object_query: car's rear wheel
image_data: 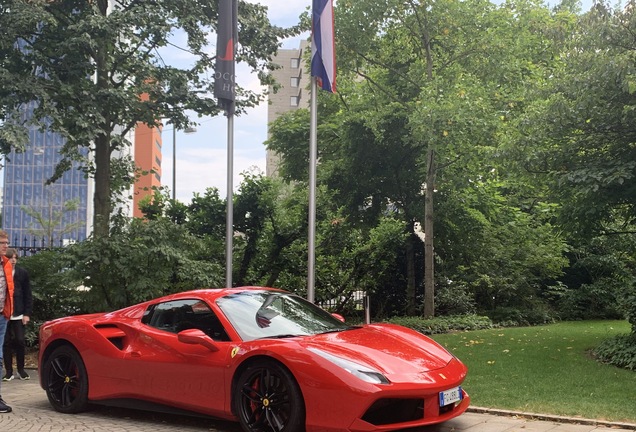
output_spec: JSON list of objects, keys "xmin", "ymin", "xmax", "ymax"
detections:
[
  {"xmin": 43, "ymin": 345, "xmax": 89, "ymax": 413},
  {"xmin": 234, "ymin": 359, "xmax": 305, "ymax": 432}
]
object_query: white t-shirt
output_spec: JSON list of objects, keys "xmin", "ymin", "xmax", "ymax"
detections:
[{"xmin": 0, "ymin": 270, "xmax": 6, "ymax": 315}]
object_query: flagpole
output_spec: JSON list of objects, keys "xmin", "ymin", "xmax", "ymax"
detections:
[
  {"xmin": 225, "ymin": 113, "xmax": 234, "ymax": 288},
  {"xmin": 308, "ymin": 77, "xmax": 318, "ymax": 303},
  {"xmin": 215, "ymin": 0, "xmax": 237, "ymax": 288},
  {"xmin": 309, "ymin": 0, "xmax": 335, "ymax": 303}
]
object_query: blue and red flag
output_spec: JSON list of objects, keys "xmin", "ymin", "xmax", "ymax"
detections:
[{"xmin": 311, "ymin": 0, "xmax": 336, "ymax": 93}]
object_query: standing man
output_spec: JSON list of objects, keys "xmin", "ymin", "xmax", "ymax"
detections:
[
  {"xmin": 3, "ymin": 248, "xmax": 32, "ymax": 382},
  {"xmin": 0, "ymin": 230, "xmax": 14, "ymax": 413}
]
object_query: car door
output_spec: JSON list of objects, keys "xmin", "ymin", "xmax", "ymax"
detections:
[{"xmin": 123, "ymin": 299, "xmax": 234, "ymax": 415}]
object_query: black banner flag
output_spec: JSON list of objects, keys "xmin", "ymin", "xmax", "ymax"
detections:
[{"xmin": 215, "ymin": 0, "xmax": 237, "ymax": 115}]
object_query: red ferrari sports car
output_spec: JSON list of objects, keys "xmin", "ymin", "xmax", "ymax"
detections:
[{"xmin": 39, "ymin": 287, "xmax": 470, "ymax": 432}]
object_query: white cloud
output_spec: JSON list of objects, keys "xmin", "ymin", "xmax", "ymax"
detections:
[
  {"xmin": 164, "ymin": 103, "xmax": 269, "ymax": 202},
  {"xmin": 174, "ymin": 144, "xmax": 266, "ymax": 201},
  {"xmin": 249, "ymin": 0, "xmax": 310, "ymax": 24}
]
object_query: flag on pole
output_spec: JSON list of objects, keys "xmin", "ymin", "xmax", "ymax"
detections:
[
  {"xmin": 215, "ymin": 0, "xmax": 237, "ymax": 115},
  {"xmin": 311, "ymin": 0, "xmax": 336, "ymax": 93}
]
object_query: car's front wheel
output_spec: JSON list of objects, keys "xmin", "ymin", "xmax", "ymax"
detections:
[
  {"xmin": 234, "ymin": 359, "xmax": 305, "ymax": 432},
  {"xmin": 43, "ymin": 345, "xmax": 89, "ymax": 413}
]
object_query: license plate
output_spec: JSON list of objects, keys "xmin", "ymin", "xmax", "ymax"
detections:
[{"xmin": 439, "ymin": 386, "xmax": 462, "ymax": 407}]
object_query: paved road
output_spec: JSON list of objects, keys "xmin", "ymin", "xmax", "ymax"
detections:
[{"xmin": 1, "ymin": 369, "xmax": 635, "ymax": 432}]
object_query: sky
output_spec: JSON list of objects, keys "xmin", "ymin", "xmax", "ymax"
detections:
[{"xmin": 162, "ymin": 0, "xmax": 312, "ymax": 203}]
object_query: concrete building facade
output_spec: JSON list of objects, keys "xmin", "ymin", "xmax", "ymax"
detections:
[{"xmin": 266, "ymin": 40, "xmax": 311, "ymax": 177}]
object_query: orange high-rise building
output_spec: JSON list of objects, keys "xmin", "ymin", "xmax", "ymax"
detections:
[{"xmin": 133, "ymin": 115, "xmax": 163, "ymax": 218}]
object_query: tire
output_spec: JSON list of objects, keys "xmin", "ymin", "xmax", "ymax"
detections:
[
  {"xmin": 234, "ymin": 359, "xmax": 305, "ymax": 432},
  {"xmin": 43, "ymin": 345, "xmax": 89, "ymax": 413}
]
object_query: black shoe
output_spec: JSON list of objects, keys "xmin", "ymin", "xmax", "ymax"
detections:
[
  {"xmin": 1, "ymin": 373, "xmax": 13, "ymax": 382},
  {"xmin": 0, "ymin": 396, "xmax": 11, "ymax": 413},
  {"xmin": 17, "ymin": 370, "xmax": 29, "ymax": 380}
]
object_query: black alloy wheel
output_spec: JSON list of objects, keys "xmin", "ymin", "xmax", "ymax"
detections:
[
  {"xmin": 234, "ymin": 360, "xmax": 305, "ymax": 432},
  {"xmin": 44, "ymin": 345, "xmax": 89, "ymax": 413}
]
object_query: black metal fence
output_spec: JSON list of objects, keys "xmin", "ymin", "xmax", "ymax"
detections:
[
  {"xmin": 11, "ymin": 236, "xmax": 67, "ymax": 257},
  {"xmin": 320, "ymin": 290, "xmax": 367, "ymax": 311}
]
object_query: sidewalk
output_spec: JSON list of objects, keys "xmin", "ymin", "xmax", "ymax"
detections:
[{"xmin": 1, "ymin": 369, "xmax": 635, "ymax": 432}]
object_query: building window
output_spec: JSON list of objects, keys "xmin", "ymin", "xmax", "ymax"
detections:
[
  {"xmin": 290, "ymin": 96, "xmax": 300, "ymax": 107},
  {"xmin": 155, "ymin": 156, "xmax": 161, "ymax": 167},
  {"xmin": 290, "ymin": 76, "xmax": 300, "ymax": 88},
  {"xmin": 291, "ymin": 58, "xmax": 300, "ymax": 69},
  {"xmin": 155, "ymin": 139, "xmax": 161, "ymax": 151}
]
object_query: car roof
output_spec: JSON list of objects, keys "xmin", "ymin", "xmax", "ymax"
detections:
[
  {"xmin": 149, "ymin": 286, "xmax": 288, "ymax": 303},
  {"xmin": 106, "ymin": 287, "xmax": 289, "ymax": 319}
]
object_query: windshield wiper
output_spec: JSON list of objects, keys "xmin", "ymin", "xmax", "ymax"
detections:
[
  {"xmin": 318, "ymin": 326, "xmax": 359, "ymax": 335},
  {"xmin": 260, "ymin": 334, "xmax": 302, "ymax": 339}
]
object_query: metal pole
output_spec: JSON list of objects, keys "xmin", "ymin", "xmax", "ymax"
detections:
[
  {"xmin": 225, "ymin": 114, "xmax": 234, "ymax": 288},
  {"xmin": 172, "ymin": 126, "xmax": 176, "ymax": 201},
  {"xmin": 308, "ymin": 77, "xmax": 318, "ymax": 303}
]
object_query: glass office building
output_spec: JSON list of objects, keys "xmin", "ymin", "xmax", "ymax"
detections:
[
  {"xmin": 2, "ymin": 24, "xmax": 161, "ymax": 246},
  {"xmin": 2, "ymin": 103, "xmax": 91, "ymax": 247}
]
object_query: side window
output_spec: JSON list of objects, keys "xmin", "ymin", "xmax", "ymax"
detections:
[
  {"xmin": 143, "ymin": 299, "xmax": 230, "ymax": 341},
  {"xmin": 143, "ymin": 300, "xmax": 187, "ymax": 333}
]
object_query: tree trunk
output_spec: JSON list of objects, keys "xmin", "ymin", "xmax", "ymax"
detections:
[
  {"xmin": 93, "ymin": 133, "xmax": 111, "ymax": 238},
  {"xmin": 423, "ymin": 147, "xmax": 435, "ymax": 318},
  {"xmin": 93, "ymin": 3, "xmax": 112, "ymax": 239}
]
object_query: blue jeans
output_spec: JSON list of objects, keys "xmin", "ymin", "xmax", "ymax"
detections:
[{"xmin": 0, "ymin": 315, "xmax": 7, "ymax": 394}]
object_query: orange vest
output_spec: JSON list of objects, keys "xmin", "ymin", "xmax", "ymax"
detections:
[{"xmin": 1, "ymin": 255, "xmax": 14, "ymax": 319}]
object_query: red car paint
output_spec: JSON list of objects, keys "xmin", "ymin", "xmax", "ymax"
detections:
[{"xmin": 39, "ymin": 287, "xmax": 470, "ymax": 432}]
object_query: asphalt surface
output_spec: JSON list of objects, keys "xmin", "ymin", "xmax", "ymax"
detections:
[{"xmin": 1, "ymin": 369, "xmax": 635, "ymax": 432}]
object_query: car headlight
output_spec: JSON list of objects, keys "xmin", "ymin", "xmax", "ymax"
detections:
[{"xmin": 308, "ymin": 348, "xmax": 390, "ymax": 384}]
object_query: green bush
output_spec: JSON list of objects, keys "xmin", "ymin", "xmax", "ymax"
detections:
[
  {"xmin": 593, "ymin": 334, "xmax": 636, "ymax": 371},
  {"xmin": 24, "ymin": 320, "xmax": 41, "ymax": 349},
  {"xmin": 486, "ymin": 300, "xmax": 556, "ymax": 326},
  {"xmin": 556, "ymin": 280, "xmax": 624, "ymax": 321},
  {"xmin": 434, "ymin": 282, "xmax": 477, "ymax": 316},
  {"xmin": 385, "ymin": 314, "xmax": 492, "ymax": 335},
  {"xmin": 20, "ymin": 250, "xmax": 87, "ymax": 322}
]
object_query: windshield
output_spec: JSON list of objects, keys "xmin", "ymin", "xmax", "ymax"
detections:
[{"xmin": 216, "ymin": 290, "xmax": 351, "ymax": 341}]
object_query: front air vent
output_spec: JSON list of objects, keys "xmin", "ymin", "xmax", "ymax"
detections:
[{"xmin": 361, "ymin": 398, "xmax": 424, "ymax": 425}]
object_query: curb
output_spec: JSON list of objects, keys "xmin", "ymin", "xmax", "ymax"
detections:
[{"xmin": 468, "ymin": 407, "xmax": 636, "ymax": 430}]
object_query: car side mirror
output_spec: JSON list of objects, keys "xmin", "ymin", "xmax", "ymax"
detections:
[
  {"xmin": 177, "ymin": 328, "xmax": 219, "ymax": 352},
  {"xmin": 332, "ymin": 313, "xmax": 345, "ymax": 323}
]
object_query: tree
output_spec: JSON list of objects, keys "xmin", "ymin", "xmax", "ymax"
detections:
[
  {"xmin": 0, "ymin": 0, "xmax": 297, "ymax": 237},
  {"xmin": 510, "ymin": 0, "xmax": 636, "ymax": 335},
  {"xmin": 513, "ymin": 1, "xmax": 636, "ymax": 237},
  {"xmin": 138, "ymin": 185, "xmax": 227, "ymax": 264},
  {"xmin": 269, "ymin": 0, "xmax": 572, "ymax": 317},
  {"xmin": 21, "ymin": 190, "xmax": 84, "ymax": 246},
  {"xmin": 66, "ymin": 217, "xmax": 223, "ymax": 311},
  {"xmin": 233, "ymin": 174, "xmax": 309, "ymax": 288}
]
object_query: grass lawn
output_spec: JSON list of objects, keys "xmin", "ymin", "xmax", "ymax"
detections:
[{"xmin": 433, "ymin": 320, "xmax": 636, "ymax": 423}]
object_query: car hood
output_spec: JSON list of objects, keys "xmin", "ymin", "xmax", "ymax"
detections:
[{"xmin": 301, "ymin": 324, "xmax": 454, "ymax": 375}]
